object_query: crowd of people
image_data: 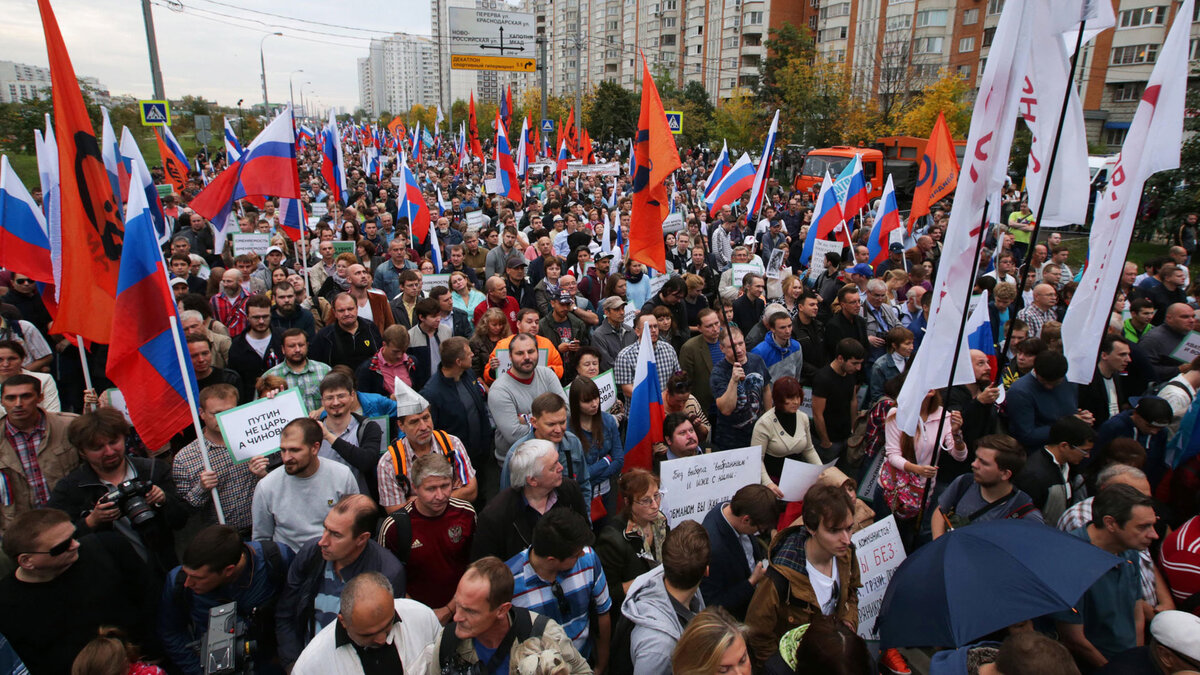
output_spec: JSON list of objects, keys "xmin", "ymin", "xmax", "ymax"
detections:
[{"xmin": 0, "ymin": 134, "xmax": 1198, "ymax": 675}]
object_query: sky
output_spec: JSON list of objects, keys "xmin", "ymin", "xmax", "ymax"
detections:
[{"xmin": 0, "ymin": 0, "xmax": 431, "ymax": 113}]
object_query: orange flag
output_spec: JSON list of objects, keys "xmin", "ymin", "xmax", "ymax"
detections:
[
  {"xmin": 564, "ymin": 107, "xmax": 578, "ymax": 157},
  {"xmin": 36, "ymin": 0, "xmax": 124, "ymax": 343},
  {"xmin": 629, "ymin": 53, "xmax": 680, "ymax": 273},
  {"xmin": 387, "ymin": 116, "xmax": 407, "ymax": 143},
  {"xmin": 154, "ymin": 128, "xmax": 189, "ymax": 195},
  {"xmin": 911, "ymin": 111, "xmax": 960, "ymax": 221},
  {"xmin": 468, "ymin": 92, "xmax": 483, "ymax": 159},
  {"xmin": 581, "ymin": 129, "xmax": 594, "ymax": 165}
]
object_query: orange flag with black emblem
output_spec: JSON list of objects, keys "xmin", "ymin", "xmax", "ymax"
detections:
[
  {"xmin": 468, "ymin": 92, "xmax": 483, "ymax": 159},
  {"xmin": 629, "ymin": 52, "xmax": 680, "ymax": 273},
  {"xmin": 36, "ymin": 0, "xmax": 123, "ymax": 343},
  {"xmin": 564, "ymin": 107, "xmax": 578, "ymax": 157},
  {"xmin": 911, "ymin": 111, "xmax": 960, "ymax": 221}
]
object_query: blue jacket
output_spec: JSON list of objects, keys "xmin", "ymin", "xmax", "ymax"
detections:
[
  {"xmin": 159, "ymin": 541, "xmax": 294, "ymax": 675},
  {"xmin": 576, "ymin": 412, "xmax": 624, "ymax": 494},
  {"xmin": 700, "ymin": 502, "xmax": 765, "ymax": 620},
  {"xmin": 751, "ymin": 336, "xmax": 802, "ymax": 369},
  {"xmin": 1005, "ymin": 372, "xmax": 1079, "ymax": 450},
  {"xmin": 1096, "ymin": 410, "xmax": 1169, "ymax": 487},
  {"xmin": 500, "ymin": 429, "xmax": 591, "ymax": 499}
]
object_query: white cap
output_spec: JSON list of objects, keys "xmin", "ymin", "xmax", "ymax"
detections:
[
  {"xmin": 393, "ymin": 376, "xmax": 429, "ymax": 417},
  {"xmin": 1151, "ymin": 611, "xmax": 1200, "ymax": 661}
]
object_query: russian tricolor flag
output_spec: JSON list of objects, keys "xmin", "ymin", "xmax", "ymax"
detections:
[
  {"xmin": 622, "ymin": 327, "xmax": 664, "ymax": 473},
  {"xmin": 100, "ymin": 108, "xmax": 123, "ymax": 216},
  {"xmin": 397, "ymin": 152, "xmax": 431, "ymax": 242},
  {"xmin": 0, "ymin": 155, "xmax": 54, "ymax": 283},
  {"xmin": 555, "ymin": 138, "xmax": 571, "ymax": 186},
  {"xmin": 107, "ymin": 178, "xmax": 199, "ymax": 451},
  {"xmin": 320, "ymin": 110, "xmax": 346, "ymax": 205},
  {"xmin": 799, "ymin": 171, "xmax": 845, "ymax": 266},
  {"xmin": 704, "ymin": 140, "xmax": 732, "ymax": 201},
  {"xmin": 278, "ymin": 197, "xmax": 307, "ymax": 243},
  {"xmin": 867, "ymin": 175, "xmax": 903, "ymax": 267},
  {"xmin": 495, "ymin": 119, "xmax": 521, "ymax": 201},
  {"xmin": 965, "ymin": 289, "xmax": 998, "ymax": 380},
  {"xmin": 705, "ymin": 152, "xmax": 755, "ymax": 217},
  {"xmin": 119, "ymin": 126, "xmax": 167, "ymax": 244},
  {"xmin": 225, "ymin": 119, "xmax": 245, "ymax": 162},
  {"xmin": 746, "ymin": 110, "xmax": 779, "ymax": 224}
]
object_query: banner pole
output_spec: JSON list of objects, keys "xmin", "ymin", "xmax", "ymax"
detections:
[
  {"xmin": 75, "ymin": 336, "xmax": 95, "ymax": 412},
  {"xmin": 997, "ymin": 19, "xmax": 1088, "ymax": 375}
]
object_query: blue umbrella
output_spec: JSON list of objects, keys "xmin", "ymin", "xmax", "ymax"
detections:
[{"xmin": 876, "ymin": 519, "xmax": 1122, "ymax": 648}]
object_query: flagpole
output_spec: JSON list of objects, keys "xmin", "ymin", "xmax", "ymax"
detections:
[
  {"xmin": 997, "ymin": 19, "xmax": 1089, "ymax": 375},
  {"xmin": 76, "ymin": 336, "xmax": 95, "ymax": 412},
  {"xmin": 167, "ymin": 314, "xmax": 226, "ymax": 524},
  {"xmin": 914, "ymin": 203, "xmax": 991, "ymax": 529}
]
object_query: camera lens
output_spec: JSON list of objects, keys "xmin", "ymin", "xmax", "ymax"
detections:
[{"xmin": 123, "ymin": 496, "xmax": 156, "ymax": 526}]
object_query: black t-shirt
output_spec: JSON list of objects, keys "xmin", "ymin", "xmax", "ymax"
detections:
[
  {"xmin": 811, "ymin": 364, "xmax": 856, "ymax": 441},
  {"xmin": 0, "ymin": 533, "xmax": 153, "ymax": 674}
]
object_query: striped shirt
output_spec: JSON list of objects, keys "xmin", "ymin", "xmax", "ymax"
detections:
[
  {"xmin": 375, "ymin": 433, "xmax": 476, "ymax": 510},
  {"xmin": 506, "ymin": 546, "xmax": 611, "ymax": 657},
  {"xmin": 1158, "ymin": 515, "xmax": 1200, "ymax": 607}
]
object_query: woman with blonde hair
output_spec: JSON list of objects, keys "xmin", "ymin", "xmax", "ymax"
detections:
[
  {"xmin": 470, "ymin": 307, "xmax": 512, "ymax": 377},
  {"xmin": 673, "ymin": 607, "xmax": 753, "ymax": 675}
]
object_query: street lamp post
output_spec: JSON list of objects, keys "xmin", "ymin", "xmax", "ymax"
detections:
[
  {"xmin": 299, "ymin": 82, "xmax": 311, "ymax": 120},
  {"xmin": 260, "ymin": 32, "xmax": 282, "ymax": 114},
  {"xmin": 289, "ymin": 69, "xmax": 304, "ymax": 114}
]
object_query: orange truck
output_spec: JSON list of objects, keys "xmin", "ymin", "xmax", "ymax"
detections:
[{"xmin": 792, "ymin": 137, "xmax": 967, "ymax": 207}]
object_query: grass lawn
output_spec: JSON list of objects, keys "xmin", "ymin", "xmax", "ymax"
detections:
[{"xmin": 1058, "ymin": 235, "xmax": 1198, "ymax": 279}]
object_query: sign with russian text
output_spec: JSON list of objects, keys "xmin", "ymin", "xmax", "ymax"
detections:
[
  {"xmin": 231, "ymin": 233, "xmax": 271, "ymax": 257},
  {"xmin": 1171, "ymin": 330, "xmax": 1200, "ymax": 363},
  {"xmin": 851, "ymin": 515, "xmax": 906, "ymax": 640},
  {"xmin": 448, "ymin": 8, "xmax": 537, "ymax": 72},
  {"xmin": 564, "ymin": 369, "xmax": 616, "ymax": 412},
  {"xmin": 808, "ymin": 239, "xmax": 842, "ymax": 280},
  {"xmin": 422, "ymin": 273, "xmax": 451, "ymax": 295},
  {"xmin": 661, "ymin": 446, "xmax": 761, "ymax": 526},
  {"xmin": 215, "ymin": 389, "xmax": 308, "ymax": 463}
]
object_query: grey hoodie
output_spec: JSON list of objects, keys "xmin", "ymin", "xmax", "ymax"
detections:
[{"xmin": 621, "ymin": 565, "xmax": 706, "ymax": 675}]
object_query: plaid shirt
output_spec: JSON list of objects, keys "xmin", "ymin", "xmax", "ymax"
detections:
[
  {"xmin": 1016, "ymin": 304, "xmax": 1057, "ymax": 339},
  {"xmin": 264, "ymin": 359, "xmax": 332, "ymax": 412},
  {"xmin": 4, "ymin": 414, "xmax": 49, "ymax": 506},
  {"xmin": 614, "ymin": 339, "xmax": 679, "ymax": 394},
  {"xmin": 1057, "ymin": 497, "xmax": 1158, "ymax": 604},
  {"xmin": 173, "ymin": 437, "xmax": 259, "ymax": 532},
  {"xmin": 507, "ymin": 546, "xmax": 611, "ymax": 657},
  {"xmin": 210, "ymin": 290, "xmax": 250, "ymax": 337}
]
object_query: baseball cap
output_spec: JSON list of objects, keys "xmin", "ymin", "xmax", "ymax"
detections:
[
  {"xmin": 169, "ymin": 277, "xmax": 189, "ymax": 288},
  {"xmin": 743, "ymin": 236, "xmax": 757, "ymax": 246},
  {"xmin": 1132, "ymin": 396, "xmax": 1172, "ymax": 427},
  {"xmin": 552, "ymin": 215, "xmax": 564, "ymax": 223},
  {"xmin": 600, "ymin": 297, "xmax": 626, "ymax": 311},
  {"xmin": 596, "ymin": 252, "xmax": 615, "ymax": 261},
  {"xmin": 889, "ymin": 242, "xmax": 904, "ymax": 253},
  {"xmin": 1150, "ymin": 611, "xmax": 1200, "ymax": 661},
  {"xmin": 506, "ymin": 257, "xmax": 528, "ymax": 268},
  {"xmin": 266, "ymin": 246, "xmax": 284, "ymax": 255},
  {"xmin": 849, "ymin": 263, "xmax": 874, "ymax": 277},
  {"xmin": 557, "ymin": 291, "xmax": 575, "ymax": 304},
  {"xmin": 763, "ymin": 303, "xmax": 789, "ymax": 324}
]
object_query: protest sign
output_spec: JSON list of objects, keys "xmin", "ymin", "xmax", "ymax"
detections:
[
  {"xmin": 777, "ymin": 458, "xmax": 838, "ymax": 502},
  {"xmin": 311, "ymin": 202, "xmax": 328, "ymax": 219},
  {"xmin": 661, "ymin": 447, "xmax": 761, "ymax": 526},
  {"xmin": 1172, "ymin": 331, "xmax": 1200, "ymax": 363},
  {"xmin": 731, "ymin": 263, "xmax": 756, "ymax": 287},
  {"xmin": 465, "ymin": 211, "xmax": 488, "ymax": 231},
  {"xmin": 808, "ymin": 239, "xmax": 842, "ymax": 280},
  {"xmin": 216, "ymin": 389, "xmax": 308, "ymax": 463},
  {"xmin": 564, "ymin": 369, "xmax": 617, "ymax": 412},
  {"xmin": 662, "ymin": 212, "xmax": 684, "ymax": 234},
  {"xmin": 649, "ymin": 272, "xmax": 669, "ymax": 297},
  {"xmin": 496, "ymin": 347, "xmax": 549, "ymax": 374},
  {"xmin": 332, "ymin": 241, "xmax": 356, "ymax": 256},
  {"xmin": 422, "ymin": 273, "xmax": 452, "ymax": 295},
  {"xmin": 852, "ymin": 515, "xmax": 906, "ymax": 640},
  {"xmin": 766, "ymin": 249, "xmax": 786, "ymax": 279},
  {"xmin": 564, "ymin": 161, "xmax": 620, "ymax": 176},
  {"xmin": 231, "ymin": 233, "xmax": 271, "ymax": 257}
]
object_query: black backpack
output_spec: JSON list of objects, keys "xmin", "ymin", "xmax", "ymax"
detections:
[{"xmin": 438, "ymin": 606, "xmax": 550, "ymax": 674}]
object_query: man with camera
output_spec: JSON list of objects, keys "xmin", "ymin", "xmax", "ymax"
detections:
[
  {"xmin": 276, "ymin": 494, "xmax": 406, "ymax": 670},
  {"xmin": 47, "ymin": 408, "xmax": 189, "ymax": 575},
  {"xmin": 159, "ymin": 524, "xmax": 295, "ymax": 675}
]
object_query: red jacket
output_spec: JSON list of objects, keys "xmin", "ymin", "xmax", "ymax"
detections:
[{"xmin": 472, "ymin": 295, "xmax": 520, "ymax": 333}]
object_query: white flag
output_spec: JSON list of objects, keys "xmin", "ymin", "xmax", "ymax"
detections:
[
  {"xmin": 1020, "ymin": 0, "xmax": 1114, "ymax": 228},
  {"xmin": 1063, "ymin": 0, "xmax": 1191, "ymax": 383},
  {"xmin": 896, "ymin": 0, "xmax": 1035, "ymax": 436}
]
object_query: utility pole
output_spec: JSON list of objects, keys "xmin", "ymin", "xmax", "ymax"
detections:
[
  {"xmin": 140, "ymin": 0, "xmax": 165, "ymax": 100},
  {"xmin": 260, "ymin": 32, "xmax": 282, "ymax": 114},
  {"xmin": 538, "ymin": 35, "xmax": 548, "ymax": 125},
  {"xmin": 573, "ymin": 0, "xmax": 582, "ymax": 144}
]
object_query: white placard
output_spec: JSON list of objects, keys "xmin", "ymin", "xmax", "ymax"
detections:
[
  {"xmin": 777, "ymin": 457, "xmax": 838, "ymax": 502},
  {"xmin": 662, "ymin": 212, "xmax": 684, "ymax": 234},
  {"xmin": 623, "ymin": 304, "xmax": 639, "ymax": 329},
  {"xmin": 852, "ymin": 515, "xmax": 907, "ymax": 640},
  {"xmin": 465, "ymin": 211, "xmax": 488, "ymax": 230},
  {"xmin": 765, "ymin": 248, "xmax": 786, "ymax": 279},
  {"xmin": 311, "ymin": 202, "xmax": 328, "ymax": 218},
  {"xmin": 1171, "ymin": 330, "xmax": 1200, "ymax": 363},
  {"xmin": 422, "ymin": 273, "xmax": 452, "ymax": 295},
  {"xmin": 563, "ymin": 369, "xmax": 617, "ymax": 412},
  {"xmin": 661, "ymin": 446, "xmax": 762, "ymax": 526},
  {"xmin": 484, "ymin": 178, "xmax": 504, "ymax": 194},
  {"xmin": 563, "ymin": 161, "xmax": 620, "ymax": 176},
  {"xmin": 808, "ymin": 239, "xmax": 843, "ymax": 280},
  {"xmin": 215, "ymin": 389, "xmax": 309, "ymax": 463},
  {"xmin": 649, "ymin": 272, "xmax": 669, "ymax": 297},
  {"xmin": 231, "ymin": 233, "xmax": 271, "ymax": 257},
  {"xmin": 731, "ymin": 263, "xmax": 757, "ymax": 287}
]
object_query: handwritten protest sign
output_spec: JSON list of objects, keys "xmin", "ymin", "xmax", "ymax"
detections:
[
  {"xmin": 311, "ymin": 202, "xmax": 328, "ymax": 219},
  {"xmin": 465, "ymin": 211, "xmax": 488, "ymax": 231},
  {"xmin": 564, "ymin": 369, "xmax": 616, "ymax": 412},
  {"xmin": 852, "ymin": 515, "xmax": 906, "ymax": 640},
  {"xmin": 661, "ymin": 447, "xmax": 761, "ymax": 526},
  {"xmin": 731, "ymin": 263, "xmax": 756, "ymax": 287},
  {"xmin": 1172, "ymin": 330, "xmax": 1200, "ymax": 363},
  {"xmin": 808, "ymin": 239, "xmax": 842, "ymax": 280},
  {"xmin": 649, "ymin": 272, "xmax": 669, "ymax": 298},
  {"xmin": 216, "ymin": 389, "xmax": 308, "ymax": 463}
]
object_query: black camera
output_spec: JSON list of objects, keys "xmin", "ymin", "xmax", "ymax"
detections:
[
  {"xmin": 202, "ymin": 602, "xmax": 256, "ymax": 675},
  {"xmin": 100, "ymin": 479, "xmax": 156, "ymax": 526}
]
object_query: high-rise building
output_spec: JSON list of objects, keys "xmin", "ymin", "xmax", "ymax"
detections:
[
  {"xmin": 0, "ymin": 60, "xmax": 108, "ymax": 105},
  {"xmin": 357, "ymin": 34, "xmax": 440, "ymax": 118}
]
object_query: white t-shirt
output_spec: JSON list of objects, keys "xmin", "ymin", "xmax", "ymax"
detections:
[
  {"xmin": 245, "ymin": 333, "xmax": 272, "ymax": 359},
  {"xmin": 356, "ymin": 296, "xmax": 374, "ymax": 322},
  {"xmin": 806, "ymin": 559, "xmax": 840, "ymax": 616}
]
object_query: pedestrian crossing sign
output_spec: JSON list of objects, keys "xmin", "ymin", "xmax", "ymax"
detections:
[
  {"xmin": 541, "ymin": 119, "xmax": 555, "ymax": 133},
  {"xmin": 139, "ymin": 100, "xmax": 171, "ymax": 126},
  {"xmin": 664, "ymin": 110, "xmax": 682, "ymax": 135}
]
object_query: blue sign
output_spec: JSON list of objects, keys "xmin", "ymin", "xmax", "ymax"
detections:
[
  {"xmin": 139, "ymin": 100, "xmax": 170, "ymax": 126},
  {"xmin": 541, "ymin": 119, "xmax": 555, "ymax": 133},
  {"xmin": 664, "ymin": 111, "xmax": 683, "ymax": 135}
]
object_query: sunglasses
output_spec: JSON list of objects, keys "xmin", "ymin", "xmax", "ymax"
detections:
[
  {"xmin": 550, "ymin": 580, "xmax": 571, "ymax": 617},
  {"xmin": 25, "ymin": 536, "xmax": 74, "ymax": 557},
  {"xmin": 12, "ymin": 279, "xmax": 34, "ymax": 285}
]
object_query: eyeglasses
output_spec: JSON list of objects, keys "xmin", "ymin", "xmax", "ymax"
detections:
[
  {"xmin": 550, "ymin": 580, "xmax": 571, "ymax": 616},
  {"xmin": 24, "ymin": 536, "xmax": 74, "ymax": 557},
  {"xmin": 635, "ymin": 491, "xmax": 666, "ymax": 507},
  {"xmin": 11, "ymin": 279, "xmax": 34, "ymax": 285}
]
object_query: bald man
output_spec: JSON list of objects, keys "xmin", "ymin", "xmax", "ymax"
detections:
[
  {"xmin": 1016, "ymin": 283, "xmax": 1059, "ymax": 339},
  {"xmin": 292, "ymin": 571, "xmax": 440, "ymax": 673},
  {"xmin": 1140, "ymin": 303, "xmax": 1197, "ymax": 382}
]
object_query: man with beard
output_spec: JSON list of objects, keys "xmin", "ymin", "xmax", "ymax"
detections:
[
  {"xmin": 311, "ymin": 293, "xmax": 383, "ymax": 371},
  {"xmin": 932, "ymin": 435, "xmax": 1042, "ymax": 540},
  {"xmin": 252, "ymin": 418, "xmax": 360, "ymax": 553},
  {"xmin": 487, "ymin": 335, "xmax": 567, "ymax": 485},
  {"xmin": 264, "ymin": 329, "xmax": 332, "ymax": 411}
]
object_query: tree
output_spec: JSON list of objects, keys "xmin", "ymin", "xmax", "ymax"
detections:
[
  {"xmin": 584, "ymin": 80, "xmax": 636, "ymax": 142},
  {"xmin": 1141, "ymin": 71, "xmax": 1200, "ymax": 238},
  {"xmin": 897, "ymin": 69, "xmax": 971, "ymax": 137},
  {"xmin": 709, "ymin": 89, "xmax": 763, "ymax": 152}
]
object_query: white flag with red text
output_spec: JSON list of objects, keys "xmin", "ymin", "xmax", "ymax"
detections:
[
  {"xmin": 1062, "ymin": 0, "xmax": 1191, "ymax": 383},
  {"xmin": 896, "ymin": 0, "xmax": 1035, "ymax": 435}
]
